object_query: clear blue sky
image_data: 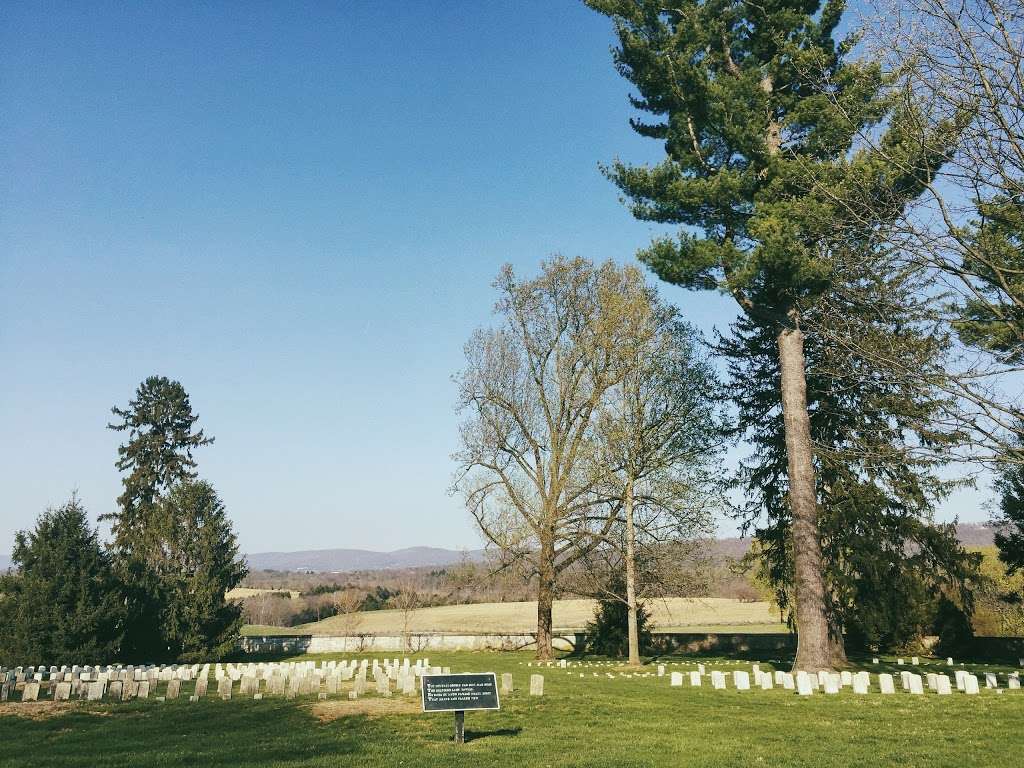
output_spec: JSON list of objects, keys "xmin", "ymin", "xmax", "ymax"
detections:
[{"xmin": 0, "ymin": 0, "xmax": 985, "ymax": 556}]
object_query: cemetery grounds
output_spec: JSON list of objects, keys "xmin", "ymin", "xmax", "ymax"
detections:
[{"xmin": 0, "ymin": 650, "xmax": 1021, "ymax": 768}]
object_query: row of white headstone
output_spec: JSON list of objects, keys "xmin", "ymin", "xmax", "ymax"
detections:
[
  {"xmin": 1, "ymin": 657, "xmax": 461, "ymax": 704},
  {"xmin": 665, "ymin": 667, "xmax": 1022, "ymax": 694}
]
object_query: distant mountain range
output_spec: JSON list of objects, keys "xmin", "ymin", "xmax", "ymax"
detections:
[
  {"xmin": 244, "ymin": 523, "xmax": 997, "ymax": 574},
  {"xmin": 0, "ymin": 524, "xmax": 997, "ymax": 576},
  {"xmin": 244, "ymin": 546, "xmax": 486, "ymax": 573}
]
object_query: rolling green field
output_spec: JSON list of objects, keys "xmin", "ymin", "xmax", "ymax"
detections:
[{"xmin": 1, "ymin": 650, "xmax": 1021, "ymax": 767}]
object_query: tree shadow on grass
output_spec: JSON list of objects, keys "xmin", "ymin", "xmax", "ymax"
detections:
[{"xmin": 464, "ymin": 726, "xmax": 522, "ymax": 743}]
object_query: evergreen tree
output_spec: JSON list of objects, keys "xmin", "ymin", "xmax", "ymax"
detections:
[
  {"xmin": 586, "ymin": 0, "xmax": 959, "ymax": 669},
  {"xmin": 106, "ymin": 375, "xmax": 213, "ymax": 661},
  {"xmin": 105, "ymin": 375, "xmax": 213, "ymax": 545},
  {"xmin": 956, "ymin": 197, "xmax": 1024, "ymax": 364},
  {"xmin": 994, "ymin": 433, "xmax": 1024, "ymax": 576},
  {"xmin": 155, "ymin": 480, "xmax": 247, "ymax": 662},
  {"xmin": 585, "ymin": 571, "xmax": 653, "ymax": 658},
  {"xmin": 0, "ymin": 497, "xmax": 125, "ymax": 666},
  {"xmin": 722, "ymin": 265, "xmax": 977, "ymax": 657}
]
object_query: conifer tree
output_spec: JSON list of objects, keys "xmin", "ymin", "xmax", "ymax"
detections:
[
  {"xmin": 586, "ymin": 0, "xmax": 959, "ymax": 668},
  {"xmin": 994, "ymin": 435, "xmax": 1024, "ymax": 576},
  {"xmin": 155, "ymin": 480, "xmax": 247, "ymax": 662},
  {"xmin": 106, "ymin": 375, "xmax": 213, "ymax": 546},
  {"xmin": 0, "ymin": 497, "xmax": 125, "ymax": 666},
  {"xmin": 106, "ymin": 375, "xmax": 213, "ymax": 660},
  {"xmin": 721, "ymin": 256, "xmax": 976, "ymax": 657}
]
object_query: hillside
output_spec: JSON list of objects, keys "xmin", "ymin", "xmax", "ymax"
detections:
[
  {"xmin": 282, "ymin": 597, "xmax": 784, "ymax": 636},
  {"xmin": 244, "ymin": 546, "xmax": 486, "ymax": 572}
]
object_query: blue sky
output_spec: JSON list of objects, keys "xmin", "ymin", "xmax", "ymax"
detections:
[{"xmin": 0, "ymin": 1, "xmax": 986, "ymax": 555}]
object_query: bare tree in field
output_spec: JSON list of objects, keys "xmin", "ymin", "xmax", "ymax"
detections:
[
  {"xmin": 454, "ymin": 257, "xmax": 651, "ymax": 660},
  {"xmin": 331, "ymin": 589, "xmax": 365, "ymax": 636},
  {"xmin": 389, "ymin": 582, "xmax": 421, "ymax": 652},
  {"xmin": 595, "ymin": 316, "xmax": 725, "ymax": 665}
]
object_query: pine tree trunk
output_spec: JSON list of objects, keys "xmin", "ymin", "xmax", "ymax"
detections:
[
  {"xmin": 623, "ymin": 478, "xmax": 641, "ymax": 667},
  {"xmin": 535, "ymin": 533, "xmax": 555, "ymax": 661},
  {"xmin": 777, "ymin": 323, "xmax": 832, "ymax": 672}
]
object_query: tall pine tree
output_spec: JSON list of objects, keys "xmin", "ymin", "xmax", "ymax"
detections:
[
  {"xmin": 585, "ymin": 0, "xmax": 959, "ymax": 668},
  {"xmin": 156, "ymin": 480, "xmax": 247, "ymax": 662},
  {"xmin": 0, "ymin": 497, "xmax": 125, "ymax": 666},
  {"xmin": 722, "ymin": 247, "xmax": 977, "ymax": 659},
  {"xmin": 106, "ymin": 375, "xmax": 213, "ymax": 660}
]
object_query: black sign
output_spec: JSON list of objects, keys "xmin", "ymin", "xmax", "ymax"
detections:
[{"xmin": 421, "ymin": 673, "xmax": 500, "ymax": 712}]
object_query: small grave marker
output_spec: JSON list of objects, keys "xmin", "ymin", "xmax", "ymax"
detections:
[{"xmin": 529, "ymin": 674, "xmax": 544, "ymax": 696}]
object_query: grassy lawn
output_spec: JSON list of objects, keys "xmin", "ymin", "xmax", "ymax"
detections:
[{"xmin": 1, "ymin": 650, "xmax": 1021, "ymax": 767}]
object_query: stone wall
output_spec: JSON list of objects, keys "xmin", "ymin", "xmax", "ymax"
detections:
[
  {"xmin": 240, "ymin": 632, "xmax": 581, "ymax": 654},
  {"xmin": 239, "ymin": 631, "xmax": 795, "ymax": 655}
]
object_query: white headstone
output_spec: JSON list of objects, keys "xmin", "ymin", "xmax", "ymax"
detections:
[
  {"xmin": 964, "ymin": 674, "xmax": 980, "ymax": 695},
  {"xmin": 689, "ymin": 671, "xmax": 701, "ymax": 687},
  {"xmin": 852, "ymin": 673, "xmax": 869, "ymax": 694},
  {"xmin": 985, "ymin": 673, "xmax": 998, "ymax": 689},
  {"xmin": 908, "ymin": 674, "xmax": 924, "ymax": 695},
  {"xmin": 879, "ymin": 674, "xmax": 895, "ymax": 694},
  {"xmin": 529, "ymin": 674, "xmax": 544, "ymax": 696},
  {"xmin": 733, "ymin": 671, "xmax": 750, "ymax": 691},
  {"xmin": 795, "ymin": 672, "xmax": 814, "ymax": 696},
  {"xmin": 711, "ymin": 671, "xmax": 726, "ymax": 690},
  {"xmin": 935, "ymin": 675, "xmax": 952, "ymax": 695},
  {"xmin": 670, "ymin": 672, "xmax": 683, "ymax": 687}
]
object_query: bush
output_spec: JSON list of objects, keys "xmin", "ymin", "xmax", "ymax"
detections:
[{"xmin": 584, "ymin": 576, "xmax": 652, "ymax": 657}]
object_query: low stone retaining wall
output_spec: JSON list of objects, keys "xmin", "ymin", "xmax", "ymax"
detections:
[
  {"xmin": 240, "ymin": 632, "xmax": 582, "ymax": 654},
  {"xmin": 239, "ymin": 630, "xmax": 800, "ymax": 655}
]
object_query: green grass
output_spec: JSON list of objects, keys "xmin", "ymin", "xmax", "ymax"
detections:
[{"xmin": 1, "ymin": 651, "xmax": 1021, "ymax": 767}]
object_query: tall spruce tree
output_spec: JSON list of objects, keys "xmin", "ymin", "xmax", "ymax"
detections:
[
  {"xmin": 155, "ymin": 480, "xmax": 247, "ymax": 662},
  {"xmin": 585, "ymin": 0, "xmax": 958, "ymax": 668},
  {"xmin": 0, "ymin": 497, "xmax": 125, "ymax": 666},
  {"xmin": 106, "ymin": 375, "xmax": 213, "ymax": 661},
  {"xmin": 721, "ymin": 253, "xmax": 977, "ymax": 658}
]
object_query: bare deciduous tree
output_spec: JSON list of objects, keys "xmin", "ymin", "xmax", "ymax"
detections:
[
  {"xmin": 454, "ymin": 257, "xmax": 651, "ymax": 659},
  {"xmin": 819, "ymin": 0, "xmax": 1024, "ymax": 460},
  {"xmin": 593, "ymin": 314, "xmax": 725, "ymax": 665},
  {"xmin": 331, "ymin": 589, "xmax": 365, "ymax": 636}
]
